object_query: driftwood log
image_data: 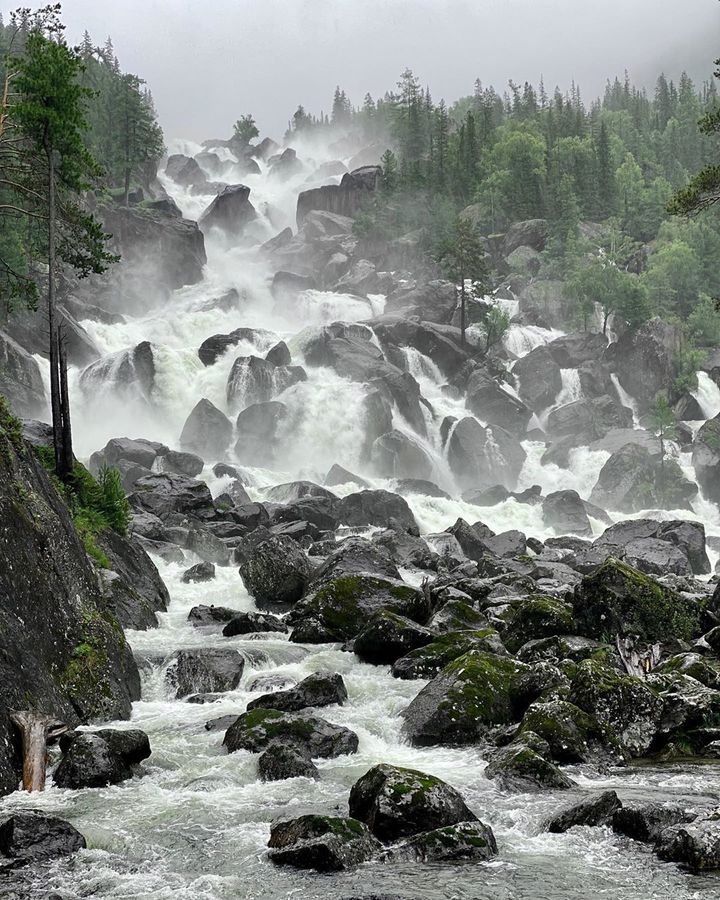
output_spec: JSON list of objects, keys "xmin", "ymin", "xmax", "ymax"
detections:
[{"xmin": 9, "ymin": 710, "xmax": 69, "ymax": 792}]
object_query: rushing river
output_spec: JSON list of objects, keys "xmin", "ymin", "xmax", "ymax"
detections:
[{"xmin": 4, "ymin": 139, "xmax": 720, "ymax": 898}]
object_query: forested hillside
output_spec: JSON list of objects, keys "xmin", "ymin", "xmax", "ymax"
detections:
[{"xmin": 288, "ymin": 68, "xmax": 720, "ymax": 350}]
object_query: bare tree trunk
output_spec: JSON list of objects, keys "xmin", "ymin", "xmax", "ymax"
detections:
[
  {"xmin": 59, "ymin": 329, "xmax": 74, "ymax": 478},
  {"xmin": 9, "ymin": 710, "xmax": 68, "ymax": 792},
  {"xmin": 45, "ymin": 140, "xmax": 64, "ymax": 479}
]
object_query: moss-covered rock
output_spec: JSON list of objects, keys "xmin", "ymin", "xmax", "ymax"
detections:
[
  {"xmin": 655, "ymin": 816, "xmax": 720, "ymax": 871},
  {"xmin": 223, "ymin": 708, "xmax": 359, "ymax": 758},
  {"xmin": 288, "ymin": 573, "xmax": 425, "ymax": 643},
  {"xmin": 484, "ymin": 738, "xmax": 576, "ymax": 792},
  {"xmin": 647, "ymin": 672, "xmax": 720, "ymax": 744},
  {"xmin": 428, "ymin": 597, "xmax": 489, "ymax": 632},
  {"xmin": 568, "ymin": 659, "xmax": 662, "ymax": 756},
  {"xmin": 517, "ymin": 634, "xmax": 612, "ymax": 665},
  {"xmin": 401, "ymin": 651, "xmax": 528, "ymax": 746},
  {"xmin": 656, "ymin": 653, "xmax": 720, "ymax": 691},
  {"xmin": 354, "ymin": 610, "xmax": 435, "ymax": 665},
  {"xmin": 392, "ymin": 629, "xmax": 506, "ymax": 680},
  {"xmin": 500, "ymin": 596, "xmax": 575, "ymax": 653},
  {"xmin": 389, "ymin": 820, "xmax": 497, "ymax": 863},
  {"xmin": 571, "ymin": 558, "xmax": 700, "ymax": 643},
  {"xmin": 348, "ymin": 763, "xmax": 477, "ymax": 843},
  {"xmin": 267, "ymin": 814, "xmax": 381, "ymax": 871},
  {"xmin": 520, "ymin": 699, "xmax": 624, "ymax": 765}
]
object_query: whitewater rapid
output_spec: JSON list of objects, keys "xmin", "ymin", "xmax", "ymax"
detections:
[{"xmin": 9, "ymin": 138, "xmax": 720, "ymax": 898}]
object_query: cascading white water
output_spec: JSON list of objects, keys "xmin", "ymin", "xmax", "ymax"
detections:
[
  {"xmin": 503, "ymin": 323, "xmax": 564, "ymax": 358},
  {"xmin": 692, "ymin": 370, "xmax": 720, "ymax": 419},
  {"xmin": 610, "ymin": 373, "xmax": 642, "ymax": 429}
]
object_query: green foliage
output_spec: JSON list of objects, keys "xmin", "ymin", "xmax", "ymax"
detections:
[
  {"xmin": 673, "ymin": 346, "xmax": 706, "ymax": 398},
  {"xmin": 566, "ymin": 254, "xmax": 650, "ymax": 332},
  {"xmin": 688, "ymin": 293, "xmax": 720, "ymax": 345},
  {"xmin": 35, "ymin": 446, "xmax": 129, "ymax": 566},
  {"xmin": 233, "ymin": 113, "xmax": 259, "ymax": 145}
]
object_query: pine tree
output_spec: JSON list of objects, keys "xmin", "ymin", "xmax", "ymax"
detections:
[
  {"xmin": 596, "ymin": 119, "xmax": 615, "ymax": 217},
  {"xmin": 435, "ymin": 215, "xmax": 490, "ymax": 345},
  {"xmin": 11, "ymin": 28, "xmax": 117, "ymax": 480}
]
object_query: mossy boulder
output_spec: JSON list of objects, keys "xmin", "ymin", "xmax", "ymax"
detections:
[
  {"xmin": 568, "ymin": 659, "xmax": 662, "ymax": 756},
  {"xmin": 428, "ymin": 598, "xmax": 489, "ymax": 632},
  {"xmin": 612, "ymin": 801, "xmax": 697, "ymax": 844},
  {"xmin": 647, "ymin": 672, "xmax": 720, "ymax": 741},
  {"xmin": 656, "ymin": 816, "xmax": 720, "ymax": 871},
  {"xmin": 223, "ymin": 708, "xmax": 358, "ymax": 758},
  {"xmin": 389, "ymin": 820, "xmax": 497, "ymax": 863},
  {"xmin": 247, "ymin": 671, "xmax": 347, "ymax": 713},
  {"xmin": 392, "ymin": 629, "xmax": 506, "ymax": 680},
  {"xmin": 656, "ymin": 653, "xmax": 720, "ymax": 691},
  {"xmin": 348, "ymin": 763, "xmax": 477, "ymax": 843},
  {"xmin": 354, "ymin": 611, "xmax": 435, "ymax": 664},
  {"xmin": 520, "ymin": 699, "xmax": 624, "ymax": 765},
  {"xmin": 288, "ymin": 573, "xmax": 426, "ymax": 643},
  {"xmin": 517, "ymin": 634, "xmax": 611, "ymax": 665},
  {"xmin": 571, "ymin": 558, "xmax": 700, "ymax": 643},
  {"xmin": 239, "ymin": 534, "xmax": 311, "ymax": 605},
  {"xmin": 500, "ymin": 596, "xmax": 575, "ymax": 653},
  {"xmin": 267, "ymin": 815, "xmax": 381, "ymax": 871},
  {"xmin": 401, "ymin": 651, "xmax": 528, "ymax": 746},
  {"xmin": 484, "ymin": 738, "xmax": 576, "ymax": 792},
  {"xmin": 257, "ymin": 744, "xmax": 318, "ymax": 781}
]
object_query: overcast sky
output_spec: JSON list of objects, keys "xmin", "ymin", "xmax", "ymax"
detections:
[{"xmin": 6, "ymin": 0, "xmax": 719, "ymax": 141}]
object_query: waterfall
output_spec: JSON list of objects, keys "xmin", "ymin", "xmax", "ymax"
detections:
[
  {"xmin": 503, "ymin": 323, "xmax": 563, "ymax": 358},
  {"xmin": 611, "ymin": 373, "xmax": 642, "ymax": 429},
  {"xmin": 692, "ymin": 371, "xmax": 720, "ymax": 419}
]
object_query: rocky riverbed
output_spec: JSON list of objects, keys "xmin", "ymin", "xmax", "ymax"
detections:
[{"xmin": 1, "ymin": 133, "xmax": 720, "ymax": 898}]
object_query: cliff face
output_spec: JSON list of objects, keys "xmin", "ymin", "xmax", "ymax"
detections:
[{"xmin": 0, "ymin": 417, "xmax": 140, "ymax": 796}]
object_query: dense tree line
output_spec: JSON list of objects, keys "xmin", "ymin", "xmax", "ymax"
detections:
[
  {"xmin": 289, "ymin": 66, "xmax": 720, "ymax": 344},
  {"xmin": 0, "ymin": 4, "xmax": 163, "ymax": 481}
]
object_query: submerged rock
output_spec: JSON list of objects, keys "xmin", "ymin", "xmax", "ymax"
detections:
[
  {"xmin": 258, "ymin": 744, "xmax": 318, "ymax": 781},
  {"xmin": 168, "ymin": 648, "xmax": 244, "ymax": 698},
  {"xmin": 389, "ymin": 820, "xmax": 497, "ymax": 863},
  {"xmin": 0, "ymin": 813, "xmax": 86, "ymax": 862},
  {"xmin": 247, "ymin": 672, "xmax": 347, "ymax": 713},
  {"xmin": 656, "ymin": 816, "xmax": 720, "ymax": 871}
]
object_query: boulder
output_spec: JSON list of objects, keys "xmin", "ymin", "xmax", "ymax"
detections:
[
  {"xmin": 79, "ymin": 341, "xmax": 157, "ymax": 403},
  {"xmin": 370, "ymin": 430, "xmax": 433, "ymax": 480},
  {"xmin": 571, "ymin": 558, "xmax": 700, "ymax": 643},
  {"xmin": 612, "ymin": 801, "xmax": 697, "ymax": 844},
  {"xmin": 267, "ymin": 815, "xmax": 380, "ymax": 872},
  {"xmin": 266, "ymin": 340, "xmax": 291, "ymax": 366},
  {"xmin": 258, "ymin": 744, "xmax": 318, "ymax": 781},
  {"xmin": 590, "ymin": 442, "xmax": 697, "ymax": 513},
  {"xmin": 239, "ymin": 534, "xmax": 311, "ymax": 605},
  {"xmin": 336, "ymin": 490, "xmax": 418, "ymax": 532},
  {"xmin": 546, "ymin": 791, "xmax": 622, "ymax": 833},
  {"xmin": 129, "ymin": 472, "xmax": 214, "ymax": 522},
  {"xmin": 167, "ymin": 648, "xmax": 244, "ymax": 698},
  {"xmin": 0, "ymin": 813, "xmax": 86, "ymax": 862},
  {"xmin": 53, "ymin": 733, "xmax": 131, "ymax": 789},
  {"xmin": 520, "ymin": 699, "xmax": 620, "ymax": 765},
  {"xmin": 223, "ymin": 709, "xmax": 359, "ymax": 757},
  {"xmin": 226, "ymin": 355, "xmax": 305, "ymax": 411},
  {"xmin": 500, "ymin": 597, "xmax": 575, "ymax": 654},
  {"xmin": 692, "ymin": 416, "xmax": 720, "ymax": 505},
  {"xmin": 392, "ymin": 630, "xmax": 505, "ymax": 680},
  {"xmin": 401, "ymin": 651, "xmax": 527, "ymax": 746},
  {"xmin": 182, "ymin": 562, "xmax": 216, "ymax": 584},
  {"xmin": 158, "ymin": 449, "xmax": 204, "ymax": 478},
  {"xmin": 447, "ymin": 418, "xmax": 527, "ymax": 492},
  {"xmin": 247, "ymin": 672, "xmax": 347, "ymax": 712},
  {"xmin": 546, "ymin": 395, "xmax": 632, "ymax": 443},
  {"xmin": 222, "ymin": 611, "xmax": 287, "ymax": 635},
  {"xmin": 354, "ymin": 611, "xmax": 435, "ymax": 664},
  {"xmin": 296, "ymin": 165, "xmax": 381, "ymax": 224},
  {"xmin": 199, "ymin": 184, "xmax": 256, "ymax": 234},
  {"xmin": 568, "ymin": 659, "xmax": 662, "ymax": 756},
  {"xmin": 465, "ymin": 370, "xmax": 532, "ymax": 435},
  {"xmin": 389, "ymin": 820, "xmax": 497, "ymax": 863},
  {"xmin": 607, "ymin": 318, "xmax": 683, "ymax": 409},
  {"xmin": 656, "ymin": 816, "xmax": 720, "ymax": 871},
  {"xmin": 383, "ymin": 280, "xmax": 457, "ymax": 324},
  {"xmin": 503, "ymin": 219, "xmax": 549, "ymax": 255},
  {"xmin": 234, "ymin": 400, "xmax": 287, "ymax": 465},
  {"xmin": 542, "ymin": 490, "xmax": 593, "ymax": 537},
  {"xmin": 512, "ymin": 344, "xmax": 562, "ymax": 412},
  {"xmin": 484, "ymin": 738, "xmax": 575, "ymax": 792},
  {"xmin": 289, "ymin": 574, "xmax": 425, "ymax": 644},
  {"xmin": 348, "ymin": 764, "xmax": 478, "ymax": 843},
  {"xmin": 180, "ymin": 399, "xmax": 233, "ymax": 458},
  {"xmin": 198, "ymin": 326, "xmax": 275, "ymax": 366}
]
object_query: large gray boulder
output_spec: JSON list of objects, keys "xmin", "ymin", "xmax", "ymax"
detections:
[
  {"xmin": 180, "ymin": 398, "xmax": 233, "ymax": 458},
  {"xmin": 692, "ymin": 415, "xmax": 720, "ymax": 504},
  {"xmin": 234, "ymin": 400, "xmax": 287, "ymax": 465},
  {"xmin": 370, "ymin": 430, "xmax": 433, "ymax": 480},
  {"xmin": 513, "ymin": 344, "xmax": 562, "ymax": 412},
  {"xmin": 447, "ymin": 418, "xmax": 526, "ymax": 491},
  {"xmin": 226, "ymin": 355, "xmax": 305, "ymax": 411},
  {"xmin": 543, "ymin": 490, "xmax": 593, "ymax": 537},
  {"xmin": 199, "ymin": 184, "xmax": 257, "ymax": 235},
  {"xmin": 466, "ymin": 370, "xmax": 532, "ymax": 435},
  {"xmin": 267, "ymin": 815, "xmax": 380, "ymax": 871},
  {"xmin": 239, "ymin": 534, "xmax": 311, "ymax": 605},
  {"xmin": 167, "ymin": 648, "xmax": 244, "ymax": 698},
  {"xmin": 296, "ymin": 166, "xmax": 381, "ymax": 224},
  {"xmin": 607, "ymin": 318, "xmax": 683, "ymax": 409}
]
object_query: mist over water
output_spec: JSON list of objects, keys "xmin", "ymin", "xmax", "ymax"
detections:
[{"xmin": 10, "ymin": 126, "xmax": 720, "ymax": 898}]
